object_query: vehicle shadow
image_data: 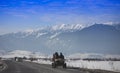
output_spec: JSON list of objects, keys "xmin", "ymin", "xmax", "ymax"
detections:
[{"xmin": 66, "ymin": 67, "xmax": 80, "ymax": 69}]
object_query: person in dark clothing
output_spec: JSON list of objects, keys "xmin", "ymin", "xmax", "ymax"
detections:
[
  {"xmin": 54, "ymin": 52, "xmax": 59, "ymax": 59},
  {"xmin": 52, "ymin": 52, "xmax": 59, "ymax": 61},
  {"xmin": 59, "ymin": 52, "xmax": 64, "ymax": 59}
]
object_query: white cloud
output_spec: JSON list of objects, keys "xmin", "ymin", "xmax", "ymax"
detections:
[
  {"xmin": 5, "ymin": 11, "xmax": 28, "ymax": 19},
  {"xmin": 103, "ymin": 22, "xmax": 120, "ymax": 25}
]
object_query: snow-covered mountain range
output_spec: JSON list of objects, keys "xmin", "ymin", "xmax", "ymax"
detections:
[{"xmin": 0, "ymin": 24, "xmax": 120, "ymax": 55}]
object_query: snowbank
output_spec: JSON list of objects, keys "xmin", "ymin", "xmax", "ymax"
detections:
[
  {"xmin": 66, "ymin": 60, "xmax": 120, "ymax": 72},
  {"xmin": 30, "ymin": 59, "xmax": 120, "ymax": 72},
  {"xmin": 32, "ymin": 59, "xmax": 51, "ymax": 65}
]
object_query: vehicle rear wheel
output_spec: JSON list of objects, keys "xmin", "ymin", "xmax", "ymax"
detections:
[
  {"xmin": 52, "ymin": 63, "xmax": 56, "ymax": 68},
  {"xmin": 63, "ymin": 63, "xmax": 66, "ymax": 68}
]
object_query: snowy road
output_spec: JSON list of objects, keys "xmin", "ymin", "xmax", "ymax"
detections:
[
  {"xmin": 0, "ymin": 60, "xmax": 84, "ymax": 73},
  {"xmin": 0, "ymin": 60, "xmax": 118, "ymax": 73}
]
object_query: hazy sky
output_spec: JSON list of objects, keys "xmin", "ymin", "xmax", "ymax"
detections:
[{"xmin": 0, "ymin": 0, "xmax": 120, "ymax": 35}]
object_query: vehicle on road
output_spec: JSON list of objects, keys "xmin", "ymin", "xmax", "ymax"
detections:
[
  {"xmin": 52, "ymin": 52, "xmax": 66, "ymax": 68},
  {"xmin": 14, "ymin": 57, "xmax": 23, "ymax": 62},
  {"xmin": 52, "ymin": 58, "xmax": 66, "ymax": 68}
]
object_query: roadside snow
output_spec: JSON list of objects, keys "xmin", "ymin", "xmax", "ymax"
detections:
[
  {"xmin": 1, "ymin": 50, "xmax": 120, "ymax": 72},
  {"xmin": 66, "ymin": 60, "xmax": 120, "ymax": 72},
  {"xmin": 32, "ymin": 59, "xmax": 51, "ymax": 65},
  {"xmin": 30, "ymin": 59, "xmax": 120, "ymax": 72}
]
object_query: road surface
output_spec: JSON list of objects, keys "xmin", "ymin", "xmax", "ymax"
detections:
[
  {"xmin": 1, "ymin": 60, "xmax": 118, "ymax": 73},
  {"xmin": 0, "ymin": 60, "xmax": 84, "ymax": 73}
]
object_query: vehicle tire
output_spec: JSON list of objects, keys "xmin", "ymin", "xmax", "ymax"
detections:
[
  {"xmin": 63, "ymin": 63, "xmax": 66, "ymax": 68},
  {"xmin": 52, "ymin": 63, "xmax": 56, "ymax": 68}
]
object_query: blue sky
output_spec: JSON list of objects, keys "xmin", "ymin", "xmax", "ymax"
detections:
[{"xmin": 0, "ymin": 0, "xmax": 120, "ymax": 35}]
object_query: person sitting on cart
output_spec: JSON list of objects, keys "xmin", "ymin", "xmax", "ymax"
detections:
[
  {"xmin": 59, "ymin": 52, "xmax": 64, "ymax": 59},
  {"xmin": 52, "ymin": 52, "xmax": 59, "ymax": 61}
]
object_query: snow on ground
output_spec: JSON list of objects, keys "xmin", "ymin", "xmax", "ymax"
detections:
[
  {"xmin": 66, "ymin": 60, "xmax": 120, "ymax": 72},
  {"xmin": 1, "ymin": 50, "xmax": 120, "ymax": 72},
  {"xmin": 30, "ymin": 59, "xmax": 120, "ymax": 72},
  {"xmin": 32, "ymin": 59, "xmax": 52, "ymax": 65}
]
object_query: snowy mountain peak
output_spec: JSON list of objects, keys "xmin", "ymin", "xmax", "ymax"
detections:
[
  {"xmin": 24, "ymin": 29, "xmax": 34, "ymax": 33},
  {"xmin": 18, "ymin": 24, "xmax": 85, "ymax": 35},
  {"xmin": 10, "ymin": 24, "xmax": 85, "ymax": 38},
  {"xmin": 51, "ymin": 24, "xmax": 84, "ymax": 31},
  {"xmin": 1, "ymin": 23, "xmax": 120, "ymax": 56}
]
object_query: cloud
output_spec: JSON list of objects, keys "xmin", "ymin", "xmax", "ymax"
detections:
[
  {"xmin": 103, "ymin": 22, "xmax": 120, "ymax": 25},
  {"xmin": 65, "ymin": 0, "xmax": 80, "ymax": 4},
  {"xmin": 26, "ymin": 9, "xmax": 38, "ymax": 14},
  {"xmin": 13, "ymin": 14, "xmax": 28, "ymax": 18},
  {"xmin": 38, "ymin": 11, "xmax": 120, "ymax": 27},
  {"xmin": 39, "ymin": 13, "xmax": 89, "ymax": 25},
  {"xmin": 6, "ymin": 11, "xmax": 28, "ymax": 18}
]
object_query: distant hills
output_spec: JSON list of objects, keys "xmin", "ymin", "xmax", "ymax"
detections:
[{"xmin": 0, "ymin": 24, "xmax": 120, "ymax": 55}]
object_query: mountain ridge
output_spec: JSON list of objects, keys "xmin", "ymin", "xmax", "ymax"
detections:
[{"xmin": 0, "ymin": 24, "xmax": 120, "ymax": 55}]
